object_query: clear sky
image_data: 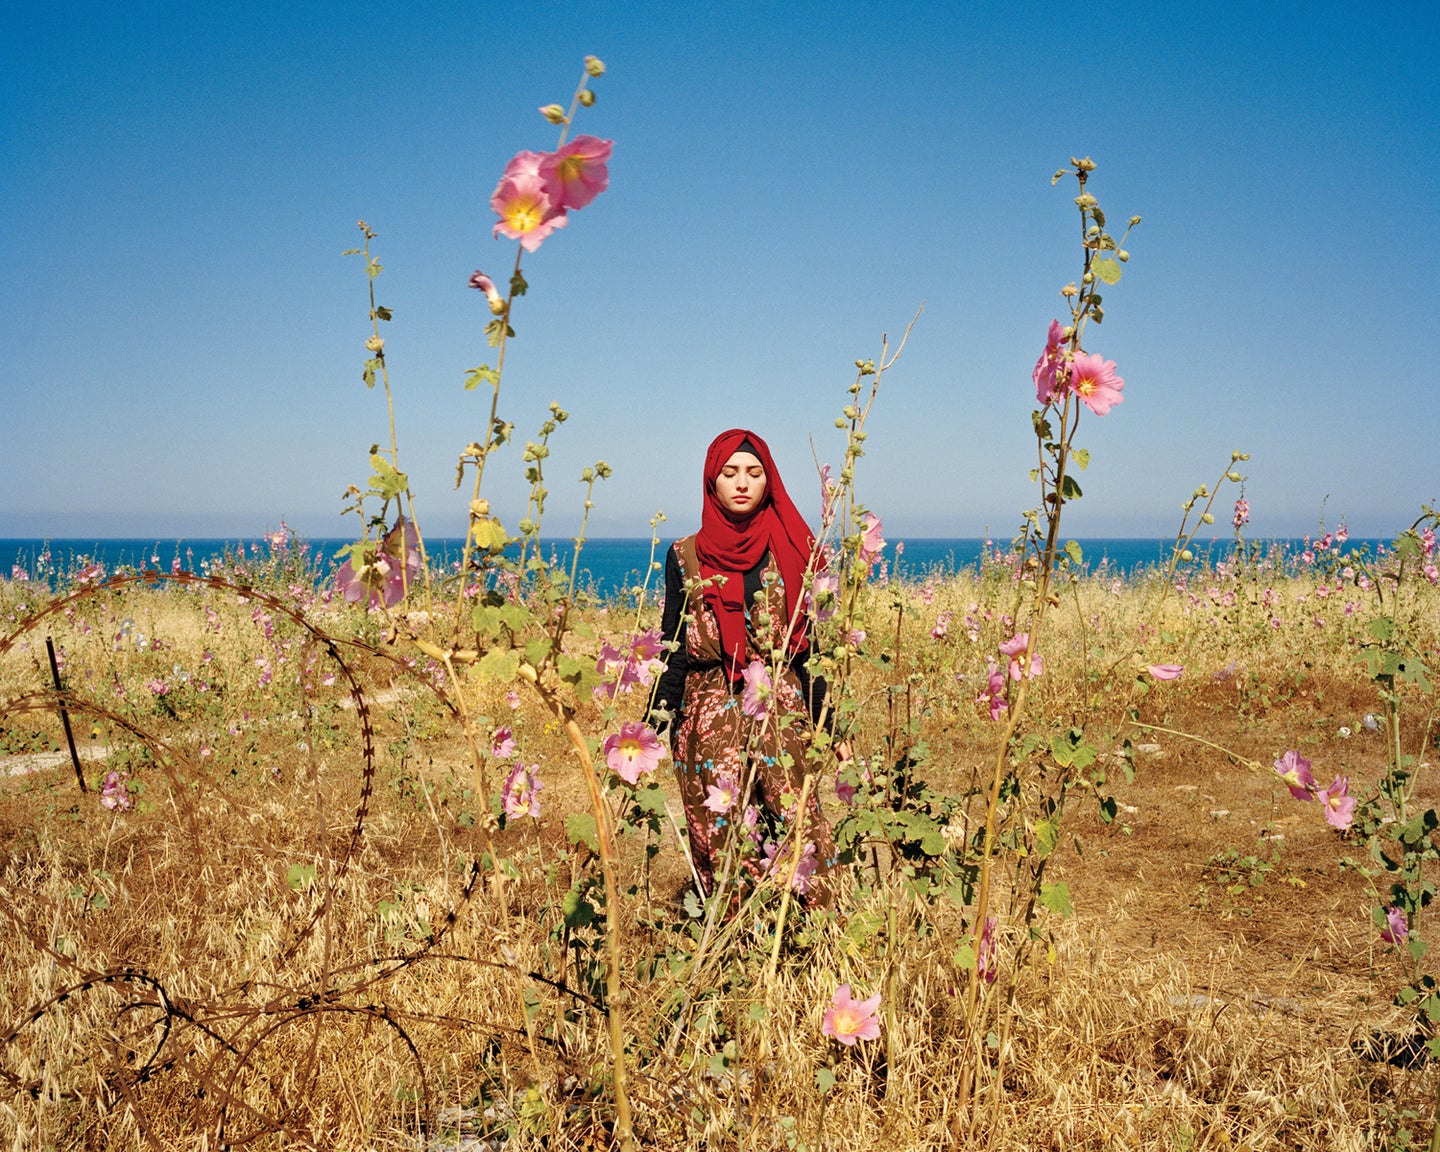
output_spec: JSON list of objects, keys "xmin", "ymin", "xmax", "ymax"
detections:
[{"xmin": 4, "ymin": 1, "xmax": 1436, "ymax": 543}]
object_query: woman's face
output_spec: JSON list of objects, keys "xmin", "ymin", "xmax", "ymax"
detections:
[{"xmin": 714, "ymin": 451, "xmax": 768, "ymax": 515}]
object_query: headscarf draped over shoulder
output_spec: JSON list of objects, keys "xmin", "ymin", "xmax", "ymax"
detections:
[{"xmin": 695, "ymin": 428, "xmax": 816, "ymax": 678}]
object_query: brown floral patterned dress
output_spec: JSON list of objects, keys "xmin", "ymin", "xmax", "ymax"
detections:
[{"xmin": 661, "ymin": 535, "xmax": 837, "ymax": 901}]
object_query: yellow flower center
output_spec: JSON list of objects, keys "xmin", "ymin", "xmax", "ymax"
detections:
[
  {"xmin": 505, "ymin": 197, "xmax": 544, "ymax": 233},
  {"xmin": 618, "ymin": 737, "xmax": 642, "ymax": 761},
  {"xmin": 558, "ymin": 155, "xmax": 587, "ymax": 183},
  {"xmin": 831, "ymin": 1007, "xmax": 862, "ymax": 1036}
]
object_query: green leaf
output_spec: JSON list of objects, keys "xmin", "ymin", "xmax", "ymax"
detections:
[
  {"xmin": 565, "ymin": 812, "xmax": 598, "ymax": 853},
  {"xmin": 1366, "ymin": 618, "xmax": 1396, "ymax": 643},
  {"xmin": 464, "ymin": 364, "xmax": 501, "ymax": 392},
  {"xmin": 1035, "ymin": 817, "xmax": 1060, "ymax": 858},
  {"xmin": 1064, "ymin": 540, "xmax": 1084, "ymax": 567},
  {"xmin": 477, "ymin": 647, "xmax": 519, "ymax": 683},
  {"xmin": 1038, "ymin": 881, "xmax": 1074, "ymax": 917},
  {"xmin": 634, "ymin": 783, "xmax": 669, "ymax": 816},
  {"xmin": 1092, "ymin": 258, "xmax": 1122, "ymax": 285},
  {"xmin": 469, "ymin": 517, "xmax": 509, "ymax": 551},
  {"xmin": 953, "ymin": 942, "xmax": 977, "ymax": 971},
  {"xmin": 287, "ymin": 862, "xmax": 318, "ymax": 892},
  {"xmin": 1060, "ymin": 475, "xmax": 1083, "ymax": 500},
  {"xmin": 524, "ymin": 638, "xmax": 553, "ymax": 668},
  {"xmin": 1073, "ymin": 447, "xmax": 1091, "ymax": 471},
  {"xmin": 815, "ymin": 1067, "xmax": 836, "ymax": 1094},
  {"xmin": 561, "ymin": 886, "xmax": 596, "ymax": 929},
  {"xmin": 367, "ymin": 454, "xmax": 409, "ymax": 500},
  {"xmin": 749, "ymin": 1002, "xmax": 769, "ymax": 1023}
]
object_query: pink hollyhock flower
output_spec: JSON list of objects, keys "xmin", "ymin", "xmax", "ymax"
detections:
[
  {"xmin": 602, "ymin": 721, "xmax": 666, "ymax": 785},
  {"xmin": 1317, "ymin": 774, "xmax": 1357, "ymax": 830},
  {"xmin": 502, "ymin": 763, "xmax": 543, "ymax": 818},
  {"xmin": 822, "ymin": 983, "xmax": 882, "ymax": 1046},
  {"xmin": 491, "ymin": 168, "xmax": 567, "ymax": 252},
  {"xmin": 491, "ymin": 726, "xmax": 516, "ymax": 760},
  {"xmin": 857, "ymin": 512, "xmax": 886, "ymax": 569},
  {"xmin": 1381, "ymin": 906, "xmax": 1409, "ymax": 944},
  {"xmin": 998, "ymin": 633, "xmax": 1042, "ymax": 681},
  {"xmin": 819, "ymin": 463, "xmax": 837, "ymax": 516},
  {"xmin": 1069, "ymin": 352, "xmax": 1125, "ymax": 416},
  {"xmin": 1272, "ymin": 750, "xmax": 1316, "ymax": 800},
  {"xmin": 1147, "ymin": 664, "xmax": 1185, "ymax": 681},
  {"xmin": 336, "ymin": 519, "xmax": 422, "ymax": 609},
  {"xmin": 469, "ymin": 270, "xmax": 506, "ymax": 314},
  {"xmin": 703, "ymin": 776, "xmax": 739, "ymax": 814},
  {"xmin": 538, "ymin": 135, "xmax": 613, "ymax": 211},
  {"xmin": 1233, "ymin": 498, "xmax": 1250, "ymax": 529},
  {"xmin": 835, "ymin": 778, "xmax": 857, "ymax": 805},
  {"xmin": 502, "ymin": 149, "xmax": 546, "ymax": 179},
  {"xmin": 976, "ymin": 916, "xmax": 998, "ymax": 985},
  {"xmin": 100, "ymin": 770, "xmax": 132, "ymax": 812},
  {"xmin": 741, "ymin": 660, "xmax": 773, "ymax": 721},
  {"xmin": 628, "ymin": 628, "xmax": 666, "ymax": 685},
  {"xmin": 976, "ymin": 661, "xmax": 1009, "ymax": 721},
  {"xmin": 1032, "ymin": 319, "xmax": 1067, "ymax": 404},
  {"xmin": 504, "ymin": 689, "xmax": 521, "ymax": 710},
  {"xmin": 810, "ymin": 572, "xmax": 840, "ymax": 622},
  {"xmin": 593, "ymin": 640, "xmax": 644, "ymax": 701}
]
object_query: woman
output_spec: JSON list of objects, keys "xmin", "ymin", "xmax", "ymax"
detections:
[{"xmin": 653, "ymin": 429, "xmax": 838, "ymax": 902}]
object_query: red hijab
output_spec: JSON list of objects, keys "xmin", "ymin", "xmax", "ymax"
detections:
[{"xmin": 695, "ymin": 429, "xmax": 816, "ymax": 677}]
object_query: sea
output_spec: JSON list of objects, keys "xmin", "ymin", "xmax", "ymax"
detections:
[{"xmin": 0, "ymin": 535, "xmax": 1391, "ymax": 601}]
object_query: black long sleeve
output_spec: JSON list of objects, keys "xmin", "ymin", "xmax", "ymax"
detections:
[{"xmin": 651, "ymin": 546, "xmax": 690, "ymax": 728}]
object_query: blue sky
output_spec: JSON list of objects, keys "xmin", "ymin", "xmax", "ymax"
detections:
[{"xmin": 4, "ymin": 1, "xmax": 1436, "ymax": 542}]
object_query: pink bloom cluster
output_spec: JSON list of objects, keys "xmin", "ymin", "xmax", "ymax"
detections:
[
  {"xmin": 1032, "ymin": 319, "xmax": 1124, "ymax": 416},
  {"xmin": 741, "ymin": 659, "xmax": 773, "ymax": 721},
  {"xmin": 976, "ymin": 661, "xmax": 1008, "ymax": 721},
  {"xmin": 100, "ymin": 770, "xmax": 131, "ymax": 812},
  {"xmin": 823, "ymin": 983, "xmax": 881, "ymax": 1045},
  {"xmin": 1272, "ymin": 750, "xmax": 1356, "ymax": 829},
  {"xmin": 763, "ymin": 838, "xmax": 819, "ymax": 894},
  {"xmin": 336, "ymin": 519, "xmax": 422, "ymax": 610},
  {"xmin": 490, "ymin": 136, "xmax": 613, "ymax": 253},
  {"xmin": 998, "ymin": 633, "xmax": 1043, "ymax": 681},
  {"xmin": 594, "ymin": 628, "xmax": 666, "ymax": 702},
  {"xmin": 502, "ymin": 763, "xmax": 543, "ymax": 818},
  {"xmin": 602, "ymin": 721, "xmax": 667, "ymax": 786},
  {"xmin": 1233, "ymin": 498, "xmax": 1250, "ymax": 529},
  {"xmin": 858, "ymin": 511, "xmax": 886, "ymax": 570},
  {"xmin": 976, "ymin": 916, "xmax": 998, "ymax": 985},
  {"xmin": 1381, "ymin": 906, "xmax": 1409, "ymax": 945}
]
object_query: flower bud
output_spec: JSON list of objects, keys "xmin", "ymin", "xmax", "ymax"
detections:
[
  {"xmin": 584, "ymin": 55, "xmax": 606, "ymax": 76},
  {"xmin": 1082, "ymin": 271, "xmax": 1094, "ymax": 284},
  {"xmin": 1061, "ymin": 282, "xmax": 1079, "ymax": 298},
  {"xmin": 470, "ymin": 499, "xmax": 490, "ymax": 518},
  {"xmin": 365, "ymin": 335, "xmax": 385, "ymax": 352},
  {"xmin": 539, "ymin": 104, "xmax": 568, "ymax": 124},
  {"xmin": 1129, "ymin": 215, "xmax": 1142, "ymax": 227},
  {"xmin": 578, "ymin": 89, "xmax": 596, "ymax": 107},
  {"xmin": 1202, "ymin": 513, "xmax": 1214, "ymax": 524},
  {"xmin": 1180, "ymin": 549, "xmax": 1193, "ymax": 562},
  {"xmin": 1117, "ymin": 249, "xmax": 1130, "ymax": 262},
  {"xmin": 1074, "ymin": 193, "xmax": 1097, "ymax": 209},
  {"xmin": 1227, "ymin": 471, "xmax": 1243, "ymax": 482},
  {"xmin": 1073, "ymin": 156, "xmax": 1097, "ymax": 172},
  {"xmin": 835, "ymin": 417, "xmax": 847, "ymax": 428}
]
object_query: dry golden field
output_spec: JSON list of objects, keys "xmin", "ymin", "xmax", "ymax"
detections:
[{"xmin": 1, "ymin": 550, "xmax": 1436, "ymax": 1151}]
